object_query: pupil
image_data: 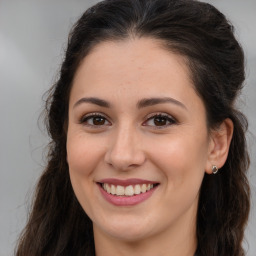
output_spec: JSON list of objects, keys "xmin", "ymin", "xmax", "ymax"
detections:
[
  {"xmin": 93, "ymin": 117, "xmax": 105, "ymax": 125},
  {"xmin": 154, "ymin": 117, "xmax": 167, "ymax": 126}
]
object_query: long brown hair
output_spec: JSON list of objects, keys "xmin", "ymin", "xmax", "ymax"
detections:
[{"xmin": 16, "ymin": 0, "xmax": 250, "ymax": 255}]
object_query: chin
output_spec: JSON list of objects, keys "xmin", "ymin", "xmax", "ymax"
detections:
[{"xmin": 94, "ymin": 216, "xmax": 155, "ymax": 242}]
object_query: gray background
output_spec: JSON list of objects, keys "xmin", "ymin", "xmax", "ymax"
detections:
[{"xmin": 0, "ymin": 0, "xmax": 255, "ymax": 255}]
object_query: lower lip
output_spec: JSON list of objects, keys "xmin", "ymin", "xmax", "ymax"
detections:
[{"xmin": 98, "ymin": 184, "xmax": 158, "ymax": 206}]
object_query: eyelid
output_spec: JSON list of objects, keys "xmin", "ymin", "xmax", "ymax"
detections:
[
  {"xmin": 80, "ymin": 112, "xmax": 111, "ymax": 125},
  {"xmin": 142, "ymin": 112, "xmax": 177, "ymax": 128},
  {"xmin": 79, "ymin": 111, "xmax": 177, "ymax": 128},
  {"xmin": 145, "ymin": 112, "xmax": 175, "ymax": 120}
]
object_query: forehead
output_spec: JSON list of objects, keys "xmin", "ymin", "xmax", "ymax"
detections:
[
  {"xmin": 74, "ymin": 38, "xmax": 191, "ymax": 82},
  {"xmin": 70, "ymin": 37, "xmax": 203, "ymax": 113}
]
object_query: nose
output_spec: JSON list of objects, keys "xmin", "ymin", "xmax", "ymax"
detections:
[{"xmin": 104, "ymin": 125, "xmax": 146, "ymax": 171}]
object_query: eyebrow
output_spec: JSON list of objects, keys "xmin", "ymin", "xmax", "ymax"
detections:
[
  {"xmin": 73, "ymin": 96, "xmax": 186, "ymax": 110},
  {"xmin": 137, "ymin": 97, "xmax": 187, "ymax": 110},
  {"xmin": 73, "ymin": 97, "xmax": 111, "ymax": 108}
]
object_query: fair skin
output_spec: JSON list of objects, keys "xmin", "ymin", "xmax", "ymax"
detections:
[{"xmin": 66, "ymin": 38, "xmax": 233, "ymax": 256}]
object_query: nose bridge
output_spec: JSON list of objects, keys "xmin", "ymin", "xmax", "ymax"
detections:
[{"xmin": 105, "ymin": 121, "xmax": 145, "ymax": 170}]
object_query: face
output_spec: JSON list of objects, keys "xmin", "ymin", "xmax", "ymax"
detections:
[{"xmin": 67, "ymin": 38, "xmax": 212, "ymax": 242}]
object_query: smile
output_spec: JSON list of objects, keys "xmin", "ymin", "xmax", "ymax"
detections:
[
  {"xmin": 97, "ymin": 178, "xmax": 159, "ymax": 206},
  {"xmin": 101, "ymin": 183, "xmax": 156, "ymax": 196}
]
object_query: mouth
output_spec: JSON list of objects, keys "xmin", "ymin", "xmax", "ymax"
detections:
[
  {"xmin": 96, "ymin": 178, "xmax": 160, "ymax": 206},
  {"xmin": 98, "ymin": 182, "xmax": 159, "ymax": 196}
]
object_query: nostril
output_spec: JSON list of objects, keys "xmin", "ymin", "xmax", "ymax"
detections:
[{"xmin": 104, "ymin": 141, "xmax": 146, "ymax": 170}]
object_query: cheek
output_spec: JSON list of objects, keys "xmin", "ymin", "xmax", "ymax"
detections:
[
  {"xmin": 135, "ymin": 131, "xmax": 209, "ymax": 233},
  {"xmin": 66, "ymin": 132, "xmax": 104, "ymax": 177},
  {"xmin": 147, "ymin": 130, "xmax": 209, "ymax": 187},
  {"xmin": 66, "ymin": 132, "xmax": 102, "ymax": 196},
  {"xmin": 66, "ymin": 132, "xmax": 107, "ymax": 218}
]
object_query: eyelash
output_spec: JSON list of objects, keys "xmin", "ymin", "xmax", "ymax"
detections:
[
  {"xmin": 143, "ymin": 113, "xmax": 177, "ymax": 128},
  {"xmin": 80, "ymin": 112, "xmax": 111, "ymax": 127},
  {"xmin": 80, "ymin": 112, "xmax": 177, "ymax": 128}
]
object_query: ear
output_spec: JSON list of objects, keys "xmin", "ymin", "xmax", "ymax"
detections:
[{"xmin": 205, "ymin": 118, "xmax": 234, "ymax": 174}]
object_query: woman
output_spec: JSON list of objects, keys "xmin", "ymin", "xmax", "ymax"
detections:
[{"xmin": 15, "ymin": 0, "xmax": 250, "ymax": 255}]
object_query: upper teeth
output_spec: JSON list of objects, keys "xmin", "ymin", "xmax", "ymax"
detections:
[{"xmin": 102, "ymin": 183, "xmax": 154, "ymax": 196}]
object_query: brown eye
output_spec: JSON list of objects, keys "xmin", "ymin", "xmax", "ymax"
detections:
[
  {"xmin": 92, "ymin": 116, "xmax": 106, "ymax": 125},
  {"xmin": 143, "ymin": 114, "xmax": 176, "ymax": 128},
  {"xmin": 153, "ymin": 116, "xmax": 168, "ymax": 126},
  {"xmin": 81, "ymin": 114, "xmax": 111, "ymax": 126}
]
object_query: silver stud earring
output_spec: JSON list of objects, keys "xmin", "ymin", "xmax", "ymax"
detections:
[{"xmin": 212, "ymin": 165, "xmax": 218, "ymax": 174}]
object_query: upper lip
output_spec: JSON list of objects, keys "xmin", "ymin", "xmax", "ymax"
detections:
[{"xmin": 97, "ymin": 178, "xmax": 159, "ymax": 186}]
